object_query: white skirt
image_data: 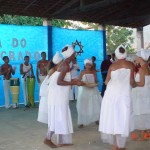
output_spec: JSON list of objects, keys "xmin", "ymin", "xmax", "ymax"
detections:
[
  {"xmin": 37, "ymin": 96, "xmax": 48, "ymax": 124},
  {"xmin": 48, "ymin": 105, "xmax": 73, "ymax": 134},
  {"xmin": 77, "ymin": 86, "xmax": 101, "ymax": 125}
]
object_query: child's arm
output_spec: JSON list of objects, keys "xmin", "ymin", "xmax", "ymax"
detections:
[
  {"xmin": 105, "ymin": 67, "xmax": 111, "ymax": 85},
  {"xmin": 78, "ymin": 70, "xmax": 84, "ymax": 81},
  {"xmin": 136, "ymin": 68, "xmax": 145, "ymax": 87}
]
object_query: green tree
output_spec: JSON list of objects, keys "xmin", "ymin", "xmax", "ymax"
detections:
[
  {"xmin": 0, "ymin": 14, "xmax": 43, "ymax": 25},
  {"xmin": 106, "ymin": 25, "xmax": 134, "ymax": 53}
]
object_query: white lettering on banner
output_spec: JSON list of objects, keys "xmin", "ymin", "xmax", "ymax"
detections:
[
  {"xmin": 18, "ymin": 51, "xmax": 23, "ymax": 61},
  {"xmin": 25, "ymin": 51, "xmax": 31, "ymax": 58},
  {"xmin": 9, "ymin": 51, "xmax": 15, "ymax": 61},
  {"xmin": 0, "ymin": 38, "xmax": 44, "ymax": 62},
  {"xmin": 0, "ymin": 51, "xmax": 6, "ymax": 58},
  {"xmin": 12, "ymin": 38, "xmax": 18, "ymax": 48},
  {"xmin": 0, "ymin": 51, "xmax": 41, "ymax": 61},
  {"xmin": 21, "ymin": 39, "xmax": 26, "ymax": 48},
  {"xmin": 12, "ymin": 38, "xmax": 27, "ymax": 48}
]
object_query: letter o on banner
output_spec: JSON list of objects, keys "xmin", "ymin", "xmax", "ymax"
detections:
[
  {"xmin": 21, "ymin": 39, "xmax": 26, "ymax": 48},
  {"xmin": 34, "ymin": 51, "xmax": 40, "ymax": 60}
]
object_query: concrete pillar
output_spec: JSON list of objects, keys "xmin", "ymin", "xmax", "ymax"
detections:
[
  {"xmin": 43, "ymin": 18, "xmax": 53, "ymax": 60},
  {"xmin": 137, "ymin": 27, "xmax": 144, "ymax": 49},
  {"xmin": 98, "ymin": 24, "xmax": 106, "ymax": 31},
  {"xmin": 43, "ymin": 18, "xmax": 52, "ymax": 26}
]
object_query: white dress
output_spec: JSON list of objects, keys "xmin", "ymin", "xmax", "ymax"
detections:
[
  {"xmin": 132, "ymin": 73, "xmax": 150, "ymax": 130},
  {"xmin": 47, "ymin": 71, "xmax": 73, "ymax": 135},
  {"xmin": 37, "ymin": 75, "xmax": 50, "ymax": 124},
  {"xmin": 99, "ymin": 68, "xmax": 132, "ymax": 148},
  {"xmin": 77, "ymin": 74, "xmax": 102, "ymax": 125}
]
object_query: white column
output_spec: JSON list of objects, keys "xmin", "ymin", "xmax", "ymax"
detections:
[
  {"xmin": 98, "ymin": 24, "xmax": 106, "ymax": 31},
  {"xmin": 137, "ymin": 27, "xmax": 144, "ymax": 49},
  {"xmin": 43, "ymin": 18, "xmax": 52, "ymax": 26}
]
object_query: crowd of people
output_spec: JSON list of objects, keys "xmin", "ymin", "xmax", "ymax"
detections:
[
  {"xmin": 0, "ymin": 52, "xmax": 48, "ymax": 108},
  {"xmin": 0, "ymin": 44, "xmax": 150, "ymax": 150}
]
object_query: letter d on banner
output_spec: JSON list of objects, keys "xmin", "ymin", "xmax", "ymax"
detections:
[{"xmin": 12, "ymin": 38, "xmax": 18, "ymax": 48}]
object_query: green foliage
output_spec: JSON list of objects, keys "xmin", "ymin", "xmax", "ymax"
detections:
[
  {"xmin": 51, "ymin": 19, "xmax": 72, "ymax": 28},
  {"xmin": 106, "ymin": 25, "xmax": 134, "ymax": 53},
  {"xmin": 0, "ymin": 15, "xmax": 43, "ymax": 25},
  {"xmin": 0, "ymin": 15, "xmax": 135, "ymax": 53}
]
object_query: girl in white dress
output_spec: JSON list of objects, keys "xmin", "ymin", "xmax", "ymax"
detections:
[
  {"xmin": 77, "ymin": 59, "xmax": 102, "ymax": 128},
  {"xmin": 132, "ymin": 49, "xmax": 150, "ymax": 140},
  {"xmin": 99, "ymin": 45, "xmax": 135, "ymax": 150},
  {"xmin": 45, "ymin": 45, "xmax": 84, "ymax": 148},
  {"xmin": 37, "ymin": 52, "xmax": 63, "ymax": 124}
]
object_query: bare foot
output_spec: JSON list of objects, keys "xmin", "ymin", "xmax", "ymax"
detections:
[
  {"xmin": 58, "ymin": 144, "xmax": 73, "ymax": 147},
  {"xmin": 112, "ymin": 145, "xmax": 120, "ymax": 150},
  {"xmin": 43, "ymin": 138, "xmax": 57, "ymax": 148},
  {"xmin": 78, "ymin": 124, "xmax": 84, "ymax": 128}
]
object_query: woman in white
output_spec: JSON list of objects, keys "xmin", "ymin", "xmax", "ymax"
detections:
[
  {"xmin": 37, "ymin": 52, "xmax": 63, "ymax": 124},
  {"xmin": 99, "ymin": 45, "xmax": 135, "ymax": 150},
  {"xmin": 132, "ymin": 49, "xmax": 150, "ymax": 140},
  {"xmin": 44, "ymin": 45, "xmax": 84, "ymax": 148},
  {"xmin": 77, "ymin": 58, "xmax": 102, "ymax": 128}
]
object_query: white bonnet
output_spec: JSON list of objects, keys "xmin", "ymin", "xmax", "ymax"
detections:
[
  {"xmin": 61, "ymin": 45, "xmax": 75, "ymax": 59},
  {"xmin": 52, "ymin": 52, "xmax": 63, "ymax": 64},
  {"xmin": 115, "ymin": 45, "xmax": 127, "ymax": 59},
  {"xmin": 84, "ymin": 59, "xmax": 93, "ymax": 65},
  {"xmin": 136, "ymin": 49, "xmax": 150, "ymax": 61}
]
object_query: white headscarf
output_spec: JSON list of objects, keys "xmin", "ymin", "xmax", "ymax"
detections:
[
  {"xmin": 115, "ymin": 45, "xmax": 127, "ymax": 59},
  {"xmin": 84, "ymin": 59, "xmax": 93, "ymax": 65},
  {"xmin": 136, "ymin": 49, "xmax": 150, "ymax": 61},
  {"xmin": 61, "ymin": 45, "xmax": 75, "ymax": 59},
  {"xmin": 52, "ymin": 52, "xmax": 62, "ymax": 64}
]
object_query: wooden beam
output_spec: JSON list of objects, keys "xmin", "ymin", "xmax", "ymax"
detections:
[
  {"xmin": 48, "ymin": 0, "xmax": 79, "ymax": 17},
  {"xmin": 20, "ymin": 0, "xmax": 37, "ymax": 13},
  {"xmin": 80, "ymin": 0, "xmax": 84, "ymax": 7},
  {"xmin": 53, "ymin": 0, "xmax": 124, "ymax": 18},
  {"xmin": 41, "ymin": 0, "xmax": 64, "ymax": 16},
  {"xmin": 104, "ymin": 14, "xmax": 150, "ymax": 27}
]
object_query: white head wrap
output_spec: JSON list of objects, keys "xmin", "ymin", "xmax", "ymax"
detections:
[
  {"xmin": 84, "ymin": 59, "xmax": 93, "ymax": 65},
  {"xmin": 52, "ymin": 52, "xmax": 63, "ymax": 64},
  {"xmin": 115, "ymin": 45, "xmax": 127, "ymax": 59},
  {"xmin": 136, "ymin": 49, "xmax": 150, "ymax": 61},
  {"xmin": 61, "ymin": 45, "xmax": 75, "ymax": 59}
]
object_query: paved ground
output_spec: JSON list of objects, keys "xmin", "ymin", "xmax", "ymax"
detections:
[{"xmin": 0, "ymin": 101, "xmax": 149, "ymax": 150}]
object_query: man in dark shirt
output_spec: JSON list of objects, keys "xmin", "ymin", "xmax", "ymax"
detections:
[{"xmin": 100, "ymin": 55, "xmax": 112, "ymax": 97}]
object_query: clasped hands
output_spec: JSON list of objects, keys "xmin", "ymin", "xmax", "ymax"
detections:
[{"xmin": 71, "ymin": 78, "xmax": 85, "ymax": 86}]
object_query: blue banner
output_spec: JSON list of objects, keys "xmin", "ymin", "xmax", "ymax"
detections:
[
  {"xmin": 0, "ymin": 24, "xmax": 105, "ymax": 107},
  {"xmin": 0, "ymin": 24, "xmax": 48, "ymax": 106},
  {"xmin": 52, "ymin": 27, "xmax": 105, "ymax": 90}
]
